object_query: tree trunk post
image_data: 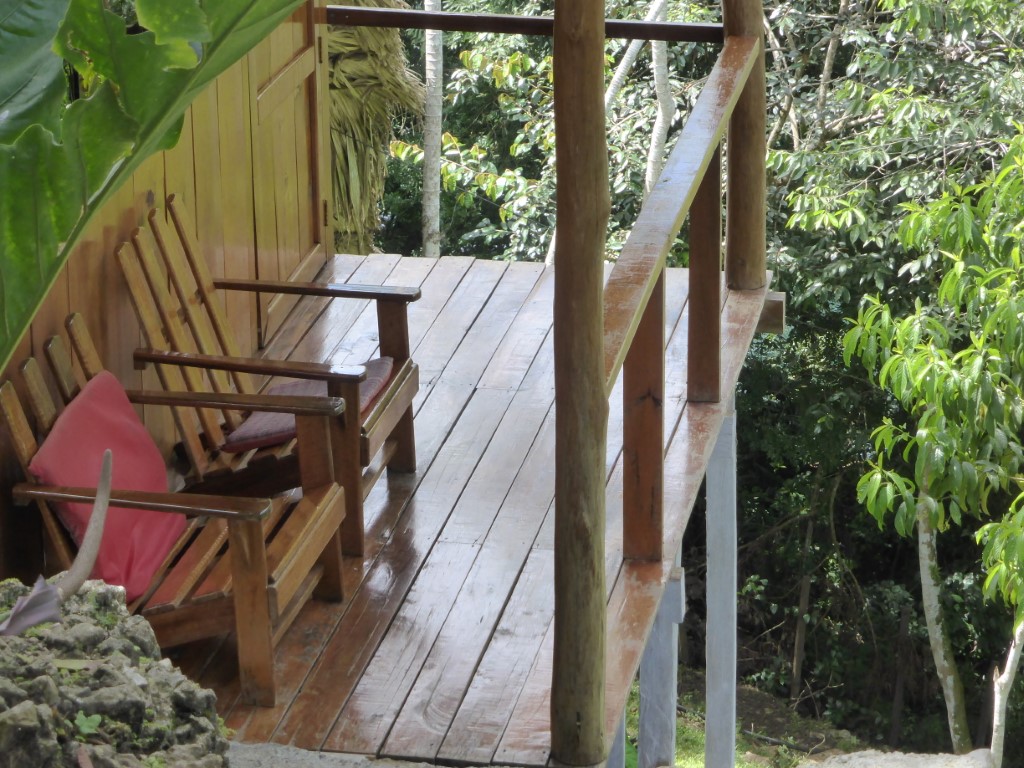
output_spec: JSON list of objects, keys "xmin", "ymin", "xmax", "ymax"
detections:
[
  {"xmin": 722, "ymin": 0, "xmax": 766, "ymax": 290},
  {"xmin": 706, "ymin": 399, "xmax": 737, "ymax": 768},
  {"xmin": 551, "ymin": 0, "xmax": 610, "ymax": 765},
  {"xmin": 422, "ymin": 0, "xmax": 443, "ymax": 259}
]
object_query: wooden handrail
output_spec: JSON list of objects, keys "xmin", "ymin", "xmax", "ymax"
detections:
[
  {"xmin": 324, "ymin": 5, "xmax": 724, "ymax": 43},
  {"xmin": 602, "ymin": 34, "xmax": 759, "ymax": 393}
]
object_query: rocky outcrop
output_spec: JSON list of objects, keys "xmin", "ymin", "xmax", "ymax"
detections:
[{"xmin": 0, "ymin": 578, "xmax": 228, "ymax": 768}]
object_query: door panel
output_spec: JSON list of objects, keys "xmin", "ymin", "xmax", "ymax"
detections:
[{"xmin": 249, "ymin": 0, "xmax": 331, "ymax": 347}]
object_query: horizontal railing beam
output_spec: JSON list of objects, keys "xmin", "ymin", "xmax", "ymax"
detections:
[
  {"xmin": 602, "ymin": 34, "xmax": 759, "ymax": 393},
  {"xmin": 324, "ymin": 5, "xmax": 724, "ymax": 43}
]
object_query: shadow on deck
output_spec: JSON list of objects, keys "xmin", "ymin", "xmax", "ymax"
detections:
[{"xmin": 168, "ymin": 253, "xmax": 768, "ymax": 766}]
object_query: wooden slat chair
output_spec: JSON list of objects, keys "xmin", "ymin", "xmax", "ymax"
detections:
[
  {"xmin": 116, "ymin": 194, "xmax": 420, "ymax": 556},
  {"xmin": 0, "ymin": 325, "xmax": 349, "ymax": 706}
]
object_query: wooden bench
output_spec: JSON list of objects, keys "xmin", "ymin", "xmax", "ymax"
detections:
[{"xmin": 0, "ymin": 324, "xmax": 348, "ymax": 706}]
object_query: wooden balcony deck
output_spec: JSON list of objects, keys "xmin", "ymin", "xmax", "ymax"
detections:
[{"xmin": 168, "ymin": 253, "xmax": 769, "ymax": 766}]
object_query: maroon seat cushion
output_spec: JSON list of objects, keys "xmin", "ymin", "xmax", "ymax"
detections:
[
  {"xmin": 221, "ymin": 356, "xmax": 394, "ymax": 454},
  {"xmin": 28, "ymin": 371, "xmax": 186, "ymax": 602}
]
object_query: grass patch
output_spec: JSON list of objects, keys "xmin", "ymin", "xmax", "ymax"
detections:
[{"xmin": 623, "ymin": 683, "xmax": 805, "ymax": 768}]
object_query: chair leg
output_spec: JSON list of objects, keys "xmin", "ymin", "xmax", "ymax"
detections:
[
  {"xmin": 329, "ymin": 380, "xmax": 365, "ymax": 557},
  {"xmin": 313, "ymin": 528, "xmax": 345, "ymax": 601},
  {"xmin": 388, "ymin": 405, "xmax": 417, "ymax": 473},
  {"xmin": 228, "ymin": 520, "xmax": 275, "ymax": 706}
]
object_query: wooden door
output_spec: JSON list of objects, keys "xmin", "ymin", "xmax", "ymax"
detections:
[{"xmin": 248, "ymin": 0, "xmax": 332, "ymax": 347}]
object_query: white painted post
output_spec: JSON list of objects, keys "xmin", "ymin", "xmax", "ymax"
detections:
[
  {"xmin": 608, "ymin": 713, "xmax": 626, "ymax": 768},
  {"xmin": 639, "ymin": 565, "xmax": 685, "ymax": 768},
  {"xmin": 705, "ymin": 398, "xmax": 737, "ymax": 768}
]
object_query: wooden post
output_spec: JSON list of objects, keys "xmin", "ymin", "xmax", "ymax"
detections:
[
  {"xmin": 723, "ymin": 0, "xmax": 766, "ymax": 290},
  {"xmin": 688, "ymin": 145, "xmax": 722, "ymax": 403},
  {"xmin": 623, "ymin": 272, "xmax": 664, "ymax": 561},
  {"xmin": 551, "ymin": 0, "xmax": 610, "ymax": 765},
  {"xmin": 705, "ymin": 398, "xmax": 737, "ymax": 768}
]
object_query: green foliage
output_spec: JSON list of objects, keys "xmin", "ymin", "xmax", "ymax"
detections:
[
  {"xmin": 738, "ymin": 0, "xmax": 1024, "ymax": 748},
  {"xmin": 75, "ymin": 710, "xmax": 102, "ymax": 738},
  {"xmin": 845, "ymin": 133, "xmax": 1024, "ymax": 543},
  {"xmin": 381, "ymin": 0, "xmax": 717, "ymax": 259},
  {"xmin": 328, "ymin": 0, "xmax": 424, "ymax": 254},
  {"xmin": 0, "ymin": 0, "xmax": 304, "ymax": 373}
]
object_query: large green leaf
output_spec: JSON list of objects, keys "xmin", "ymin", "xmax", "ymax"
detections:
[
  {"xmin": 0, "ymin": 0, "xmax": 70, "ymax": 144},
  {"xmin": 0, "ymin": 0, "xmax": 304, "ymax": 372}
]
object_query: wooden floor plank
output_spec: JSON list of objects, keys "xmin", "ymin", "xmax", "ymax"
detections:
[
  {"xmin": 259, "ymin": 254, "xmax": 366, "ymax": 361},
  {"xmin": 413, "ymin": 258, "xmax": 508, "ymax": 387},
  {"xmin": 329, "ymin": 389, "xmax": 555, "ymax": 754},
  {"xmin": 436, "ymin": 549, "xmax": 555, "ymax": 766},
  {"xmin": 404, "ymin": 255, "xmax": 476, "ymax": 357},
  {"xmin": 477, "ymin": 267, "xmax": 554, "ymax": 391},
  {"xmin": 276, "ymin": 388, "xmax": 518, "ymax": 749},
  {"xmin": 325, "ymin": 539, "xmax": 482, "ymax": 754},
  {"xmin": 326, "ymin": 255, "xmax": 438, "ymax": 366},
  {"xmin": 383, "ymin": 403, "xmax": 556, "ymax": 760},
  {"xmin": 287, "ymin": 254, "xmax": 402, "ymax": 365}
]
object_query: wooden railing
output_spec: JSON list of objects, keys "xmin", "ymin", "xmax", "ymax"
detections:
[
  {"xmin": 604, "ymin": 34, "xmax": 760, "ymax": 562},
  {"xmin": 325, "ymin": 5, "xmax": 723, "ymax": 42},
  {"xmin": 322, "ymin": 6, "xmax": 767, "ymax": 765}
]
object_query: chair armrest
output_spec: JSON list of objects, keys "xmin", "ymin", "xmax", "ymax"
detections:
[
  {"xmin": 13, "ymin": 484, "xmax": 273, "ymax": 520},
  {"xmin": 133, "ymin": 349, "xmax": 367, "ymax": 383},
  {"xmin": 126, "ymin": 389, "xmax": 345, "ymax": 417},
  {"xmin": 213, "ymin": 278, "xmax": 421, "ymax": 303}
]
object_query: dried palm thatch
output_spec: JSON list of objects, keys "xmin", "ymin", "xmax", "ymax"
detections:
[{"xmin": 330, "ymin": 0, "xmax": 424, "ymax": 253}]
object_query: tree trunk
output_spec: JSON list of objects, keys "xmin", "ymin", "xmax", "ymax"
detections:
[
  {"xmin": 550, "ymin": 0, "xmax": 610, "ymax": 764},
  {"xmin": 990, "ymin": 613, "xmax": 1024, "ymax": 768},
  {"xmin": 644, "ymin": 1, "xmax": 672, "ymax": 197},
  {"xmin": 545, "ymin": 0, "xmax": 667, "ymax": 267},
  {"xmin": 917, "ymin": 494, "xmax": 973, "ymax": 753},
  {"xmin": 789, "ymin": 516, "xmax": 814, "ymax": 703},
  {"xmin": 422, "ymin": 0, "xmax": 443, "ymax": 259}
]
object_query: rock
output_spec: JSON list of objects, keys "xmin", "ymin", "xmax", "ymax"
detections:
[
  {"xmin": 81, "ymin": 683, "xmax": 148, "ymax": 730},
  {"xmin": 0, "ymin": 677, "xmax": 27, "ymax": 708},
  {"xmin": 0, "ymin": 700, "xmax": 60, "ymax": 768},
  {"xmin": 0, "ymin": 580, "xmax": 228, "ymax": 767},
  {"xmin": 24, "ymin": 673, "xmax": 60, "ymax": 706},
  {"xmin": 798, "ymin": 748, "xmax": 994, "ymax": 768}
]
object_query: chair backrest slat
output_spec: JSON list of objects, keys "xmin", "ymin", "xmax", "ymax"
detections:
[
  {"xmin": 163, "ymin": 197, "xmax": 256, "ymax": 400},
  {"xmin": 118, "ymin": 235, "xmax": 227, "ymax": 468},
  {"xmin": 63, "ymin": 314, "xmax": 105, "ymax": 380},
  {"xmin": 20, "ymin": 356, "xmax": 62, "ymax": 435},
  {"xmin": 42, "ymin": 335, "xmax": 81, "ymax": 406}
]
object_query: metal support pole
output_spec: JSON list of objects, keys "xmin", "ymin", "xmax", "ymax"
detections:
[
  {"xmin": 705, "ymin": 398, "xmax": 737, "ymax": 768},
  {"xmin": 639, "ymin": 564, "xmax": 685, "ymax": 768}
]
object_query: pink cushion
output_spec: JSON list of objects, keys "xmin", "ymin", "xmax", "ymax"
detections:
[
  {"xmin": 221, "ymin": 357, "xmax": 394, "ymax": 454},
  {"xmin": 28, "ymin": 371, "xmax": 186, "ymax": 602}
]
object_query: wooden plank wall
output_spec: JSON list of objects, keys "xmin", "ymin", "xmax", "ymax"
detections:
[{"xmin": 0, "ymin": 1, "xmax": 330, "ymax": 579}]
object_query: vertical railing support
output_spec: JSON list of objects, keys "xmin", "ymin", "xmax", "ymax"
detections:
[
  {"xmin": 639, "ymin": 562, "xmax": 685, "ymax": 768},
  {"xmin": 705, "ymin": 397, "xmax": 737, "ymax": 768},
  {"xmin": 551, "ymin": 0, "xmax": 611, "ymax": 765},
  {"xmin": 623, "ymin": 272, "xmax": 665, "ymax": 561},
  {"xmin": 723, "ymin": 0, "xmax": 766, "ymax": 290},
  {"xmin": 688, "ymin": 145, "xmax": 722, "ymax": 403}
]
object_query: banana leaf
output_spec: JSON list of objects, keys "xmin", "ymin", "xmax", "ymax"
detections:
[{"xmin": 0, "ymin": 0, "xmax": 303, "ymax": 373}]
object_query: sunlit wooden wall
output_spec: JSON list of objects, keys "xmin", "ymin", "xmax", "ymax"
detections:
[{"xmin": 0, "ymin": 1, "xmax": 332, "ymax": 578}]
